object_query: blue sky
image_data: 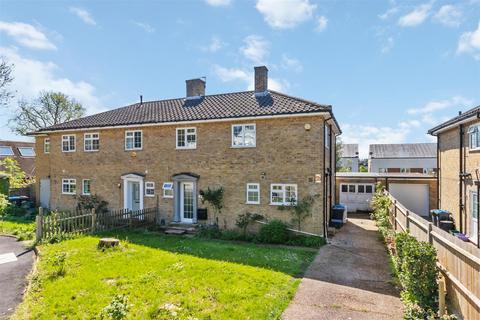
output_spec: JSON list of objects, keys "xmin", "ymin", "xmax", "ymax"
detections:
[{"xmin": 0, "ymin": 0, "xmax": 479, "ymax": 157}]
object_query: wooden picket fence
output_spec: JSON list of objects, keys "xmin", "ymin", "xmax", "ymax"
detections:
[
  {"xmin": 35, "ymin": 207, "xmax": 158, "ymax": 241},
  {"xmin": 386, "ymin": 192, "xmax": 480, "ymax": 319}
]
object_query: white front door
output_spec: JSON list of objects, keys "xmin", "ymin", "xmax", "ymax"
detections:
[
  {"xmin": 180, "ymin": 182, "xmax": 194, "ymax": 223},
  {"xmin": 39, "ymin": 179, "xmax": 50, "ymax": 209},
  {"xmin": 122, "ymin": 174, "xmax": 144, "ymax": 211},
  {"xmin": 129, "ymin": 181, "xmax": 141, "ymax": 211}
]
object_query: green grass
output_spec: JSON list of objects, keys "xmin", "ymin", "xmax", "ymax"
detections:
[
  {"xmin": 0, "ymin": 215, "xmax": 35, "ymax": 240},
  {"xmin": 13, "ymin": 229, "xmax": 318, "ymax": 319}
]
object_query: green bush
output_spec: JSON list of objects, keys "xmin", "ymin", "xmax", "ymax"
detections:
[
  {"xmin": 4, "ymin": 205, "xmax": 27, "ymax": 217},
  {"xmin": 101, "ymin": 294, "xmax": 131, "ymax": 320},
  {"xmin": 197, "ymin": 224, "xmax": 222, "ymax": 239},
  {"xmin": 0, "ymin": 178, "xmax": 8, "ymax": 195},
  {"xmin": 286, "ymin": 235, "xmax": 325, "ymax": 248},
  {"xmin": 0, "ymin": 194, "xmax": 8, "ymax": 215},
  {"xmin": 258, "ymin": 219, "xmax": 289, "ymax": 244}
]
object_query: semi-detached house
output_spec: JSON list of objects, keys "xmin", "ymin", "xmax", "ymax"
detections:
[{"xmin": 30, "ymin": 66, "xmax": 341, "ymax": 236}]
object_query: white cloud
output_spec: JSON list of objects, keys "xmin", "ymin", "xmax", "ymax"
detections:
[
  {"xmin": 281, "ymin": 54, "xmax": 303, "ymax": 72},
  {"xmin": 213, "ymin": 65, "xmax": 289, "ymax": 92},
  {"xmin": 240, "ymin": 35, "xmax": 269, "ymax": 64},
  {"xmin": 434, "ymin": 5, "xmax": 462, "ymax": 27},
  {"xmin": 256, "ymin": 0, "xmax": 317, "ymax": 29},
  {"xmin": 378, "ymin": 7, "xmax": 399, "ymax": 20},
  {"xmin": 398, "ymin": 2, "xmax": 433, "ymax": 27},
  {"xmin": 133, "ymin": 21, "xmax": 155, "ymax": 33},
  {"xmin": 407, "ymin": 96, "xmax": 473, "ymax": 115},
  {"xmin": 315, "ymin": 16, "xmax": 328, "ymax": 32},
  {"xmin": 201, "ymin": 36, "xmax": 225, "ymax": 53},
  {"xmin": 381, "ymin": 36, "xmax": 395, "ymax": 53},
  {"xmin": 0, "ymin": 21, "xmax": 56, "ymax": 50},
  {"xmin": 0, "ymin": 47, "xmax": 102, "ymax": 114},
  {"xmin": 69, "ymin": 7, "xmax": 96, "ymax": 26},
  {"xmin": 205, "ymin": 0, "xmax": 231, "ymax": 6},
  {"xmin": 457, "ymin": 21, "xmax": 480, "ymax": 60}
]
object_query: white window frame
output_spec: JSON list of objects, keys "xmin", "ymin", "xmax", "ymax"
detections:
[
  {"xmin": 44, "ymin": 138, "xmax": 50, "ymax": 154},
  {"xmin": 0, "ymin": 146, "xmax": 14, "ymax": 156},
  {"xmin": 125, "ymin": 130, "xmax": 142, "ymax": 151},
  {"xmin": 82, "ymin": 179, "xmax": 91, "ymax": 195},
  {"xmin": 162, "ymin": 182, "xmax": 174, "ymax": 198},
  {"xmin": 176, "ymin": 127, "xmax": 197, "ymax": 149},
  {"xmin": 469, "ymin": 124, "xmax": 480, "ymax": 151},
  {"xmin": 17, "ymin": 147, "xmax": 35, "ymax": 157},
  {"xmin": 231, "ymin": 124, "xmax": 256, "ymax": 148},
  {"xmin": 62, "ymin": 178, "xmax": 76, "ymax": 195},
  {"xmin": 470, "ymin": 191, "xmax": 478, "ymax": 243},
  {"xmin": 62, "ymin": 135, "xmax": 76, "ymax": 152},
  {"xmin": 246, "ymin": 183, "xmax": 260, "ymax": 204},
  {"xmin": 145, "ymin": 181, "xmax": 155, "ymax": 197},
  {"xmin": 270, "ymin": 184, "xmax": 297, "ymax": 206},
  {"xmin": 84, "ymin": 133, "xmax": 100, "ymax": 152}
]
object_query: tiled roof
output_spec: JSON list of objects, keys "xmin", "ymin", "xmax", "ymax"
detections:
[
  {"xmin": 340, "ymin": 144, "xmax": 358, "ymax": 158},
  {"xmin": 369, "ymin": 143, "xmax": 436, "ymax": 159},
  {"xmin": 0, "ymin": 140, "xmax": 35, "ymax": 177},
  {"xmin": 35, "ymin": 90, "xmax": 337, "ymax": 133},
  {"xmin": 428, "ymin": 105, "xmax": 480, "ymax": 135}
]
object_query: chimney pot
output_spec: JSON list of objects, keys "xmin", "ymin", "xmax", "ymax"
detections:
[
  {"xmin": 254, "ymin": 66, "xmax": 268, "ymax": 94},
  {"xmin": 186, "ymin": 78, "xmax": 206, "ymax": 98}
]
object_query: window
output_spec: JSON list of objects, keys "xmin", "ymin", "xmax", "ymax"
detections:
[
  {"xmin": 341, "ymin": 184, "xmax": 348, "ymax": 192},
  {"xmin": 163, "ymin": 182, "xmax": 173, "ymax": 198},
  {"xmin": 145, "ymin": 182, "xmax": 155, "ymax": 197},
  {"xmin": 62, "ymin": 135, "xmax": 76, "ymax": 152},
  {"xmin": 365, "ymin": 185, "xmax": 373, "ymax": 193},
  {"xmin": 176, "ymin": 128, "xmax": 196, "ymax": 149},
  {"xmin": 82, "ymin": 179, "xmax": 91, "ymax": 195},
  {"xmin": 358, "ymin": 185, "xmax": 365, "ymax": 193},
  {"xmin": 44, "ymin": 138, "xmax": 50, "ymax": 154},
  {"xmin": 84, "ymin": 133, "xmax": 99, "ymax": 151},
  {"xmin": 270, "ymin": 184, "xmax": 297, "ymax": 205},
  {"xmin": 0, "ymin": 146, "xmax": 14, "ymax": 156},
  {"xmin": 348, "ymin": 185, "xmax": 355, "ymax": 193},
  {"xmin": 62, "ymin": 179, "xmax": 76, "ymax": 195},
  {"xmin": 246, "ymin": 183, "xmax": 260, "ymax": 204},
  {"xmin": 232, "ymin": 124, "xmax": 256, "ymax": 147},
  {"xmin": 325, "ymin": 124, "xmax": 331, "ymax": 148},
  {"xmin": 18, "ymin": 147, "xmax": 35, "ymax": 157},
  {"xmin": 469, "ymin": 125, "xmax": 480, "ymax": 150},
  {"xmin": 379, "ymin": 168, "xmax": 387, "ymax": 173},
  {"xmin": 125, "ymin": 130, "xmax": 142, "ymax": 150}
]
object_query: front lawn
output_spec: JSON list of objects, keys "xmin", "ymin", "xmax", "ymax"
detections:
[
  {"xmin": 0, "ymin": 215, "xmax": 35, "ymax": 240},
  {"xmin": 13, "ymin": 229, "xmax": 318, "ymax": 319}
]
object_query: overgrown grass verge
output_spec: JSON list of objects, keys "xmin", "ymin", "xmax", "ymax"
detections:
[
  {"xmin": 0, "ymin": 215, "xmax": 35, "ymax": 240},
  {"xmin": 13, "ymin": 229, "xmax": 316, "ymax": 319},
  {"xmin": 371, "ymin": 186, "xmax": 457, "ymax": 320}
]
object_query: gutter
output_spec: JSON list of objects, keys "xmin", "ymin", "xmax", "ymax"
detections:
[{"xmin": 429, "ymin": 112, "xmax": 480, "ymax": 136}]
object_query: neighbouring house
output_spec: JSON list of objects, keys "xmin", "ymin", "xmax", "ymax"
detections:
[
  {"xmin": 336, "ymin": 172, "xmax": 437, "ymax": 216},
  {"xmin": 338, "ymin": 143, "xmax": 359, "ymax": 172},
  {"xmin": 428, "ymin": 106, "xmax": 480, "ymax": 245},
  {"xmin": 30, "ymin": 66, "xmax": 341, "ymax": 236},
  {"xmin": 0, "ymin": 140, "xmax": 36, "ymax": 198},
  {"xmin": 368, "ymin": 143, "xmax": 437, "ymax": 174}
]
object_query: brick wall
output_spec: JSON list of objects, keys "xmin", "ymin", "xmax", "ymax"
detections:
[{"xmin": 35, "ymin": 115, "xmax": 334, "ymax": 235}]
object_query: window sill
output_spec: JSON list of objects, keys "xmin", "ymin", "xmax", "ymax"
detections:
[
  {"xmin": 84, "ymin": 150, "xmax": 99, "ymax": 152},
  {"xmin": 469, "ymin": 148, "xmax": 480, "ymax": 153},
  {"xmin": 82, "ymin": 193, "xmax": 91, "ymax": 196},
  {"xmin": 145, "ymin": 195, "xmax": 155, "ymax": 198},
  {"xmin": 62, "ymin": 193, "xmax": 76, "ymax": 195},
  {"xmin": 246, "ymin": 202, "xmax": 260, "ymax": 205},
  {"xmin": 231, "ymin": 145, "xmax": 256, "ymax": 149},
  {"xmin": 163, "ymin": 196, "xmax": 173, "ymax": 199},
  {"xmin": 125, "ymin": 148, "xmax": 142, "ymax": 151},
  {"xmin": 62, "ymin": 150, "xmax": 76, "ymax": 153},
  {"xmin": 176, "ymin": 147, "xmax": 197, "ymax": 150}
]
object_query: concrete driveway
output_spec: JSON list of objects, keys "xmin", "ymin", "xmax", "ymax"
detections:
[
  {"xmin": 0, "ymin": 236, "xmax": 35, "ymax": 319},
  {"xmin": 283, "ymin": 214, "xmax": 403, "ymax": 320}
]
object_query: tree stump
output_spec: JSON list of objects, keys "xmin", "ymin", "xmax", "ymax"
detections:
[{"xmin": 98, "ymin": 238, "xmax": 120, "ymax": 248}]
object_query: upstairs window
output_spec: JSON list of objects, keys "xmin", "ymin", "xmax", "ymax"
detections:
[
  {"xmin": 62, "ymin": 179, "xmax": 76, "ymax": 195},
  {"xmin": 125, "ymin": 130, "xmax": 142, "ymax": 150},
  {"xmin": 0, "ymin": 146, "xmax": 14, "ymax": 156},
  {"xmin": 44, "ymin": 138, "xmax": 50, "ymax": 154},
  {"xmin": 145, "ymin": 182, "xmax": 155, "ymax": 197},
  {"xmin": 232, "ymin": 124, "xmax": 256, "ymax": 147},
  {"xmin": 246, "ymin": 183, "xmax": 260, "ymax": 204},
  {"xmin": 163, "ymin": 182, "xmax": 173, "ymax": 198},
  {"xmin": 270, "ymin": 184, "xmax": 297, "ymax": 205},
  {"xmin": 18, "ymin": 147, "xmax": 35, "ymax": 157},
  {"xmin": 62, "ymin": 135, "xmax": 76, "ymax": 152},
  {"xmin": 84, "ymin": 133, "xmax": 100, "ymax": 151},
  {"xmin": 469, "ymin": 125, "xmax": 480, "ymax": 150},
  {"xmin": 176, "ymin": 128, "xmax": 196, "ymax": 149}
]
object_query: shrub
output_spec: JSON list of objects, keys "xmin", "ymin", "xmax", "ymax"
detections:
[
  {"xmin": 235, "ymin": 212, "xmax": 263, "ymax": 237},
  {"xmin": 0, "ymin": 194, "xmax": 8, "ymax": 215},
  {"xmin": 286, "ymin": 235, "xmax": 325, "ymax": 248},
  {"xmin": 48, "ymin": 252, "xmax": 67, "ymax": 278},
  {"xmin": 0, "ymin": 178, "xmax": 8, "ymax": 195},
  {"xmin": 101, "ymin": 294, "xmax": 131, "ymax": 320},
  {"xmin": 197, "ymin": 224, "xmax": 222, "ymax": 239},
  {"xmin": 258, "ymin": 219, "xmax": 289, "ymax": 244},
  {"xmin": 76, "ymin": 194, "xmax": 108, "ymax": 214},
  {"xmin": 3, "ymin": 205, "xmax": 27, "ymax": 217},
  {"xmin": 278, "ymin": 195, "xmax": 317, "ymax": 231},
  {"xmin": 199, "ymin": 187, "xmax": 224, "ymax": 225}
]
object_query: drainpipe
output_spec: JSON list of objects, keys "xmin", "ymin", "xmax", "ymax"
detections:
[
  {"xmin": 477, "ymin": 180, "xmax": 480, "ymax": 248},
  {"xmin": 437, "ymin": 136, "xmax": 440, "ymax": 209},
  {"xmin": 459, "ymin": 124, "xmax": 464, "ymax": 233}
]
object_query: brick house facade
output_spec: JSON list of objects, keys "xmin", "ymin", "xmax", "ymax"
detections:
[
  {"xmin": 429, "ymin": 106, "xmax": 480, "ymax": 245},
  {"xmin": 32, "ymin": 67, "xmax": 341, "ymax": 236}
]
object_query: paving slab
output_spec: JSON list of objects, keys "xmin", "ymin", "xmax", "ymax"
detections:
[{"xmin": 283, "ymin": 214, "xmax": 403, "ymax": 320}]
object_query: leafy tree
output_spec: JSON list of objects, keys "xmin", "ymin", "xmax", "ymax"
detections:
[
  {"xmin": 359, "ymin": 164, "xmax": 368, "ymax": 172},
  {"xmin": 278, "ymin": 195, "xmax": 317, "ymax": 231},
  {"xmin": 0, "ymin": 57, "xmax": 14, "ymax": 107},
  {"xmin": 10, "ymin": 91, "xmax": 85, "ymax": 135},
  {"xmin": 199, "ymin": 186, "xmax": 224, "ymax": 225},
  {"xmin": 335, "ymin": 138, "xmax": 343, "ymax": 170},
  {"xmin": 0, "ymin": 157, "xmax": 27, "ymax": 188}
]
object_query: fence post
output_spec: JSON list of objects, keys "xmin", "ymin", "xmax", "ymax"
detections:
[
  {"xmin": 427, "ymin": 222, "xmax": 433, "ymax": 244},
  {"xmin": 394, "ymin": 200, "xmax": 397, "ymax": 231},
  {"xmin": 438, "ymin": 275, "xmax": 447, "ymax": 317},
  {"xmin": 35, "ymin": 207, "xmax": 44, "ymax": 241},
  {"xmin": 405, "ymin": 210, "xmax": 410, "ymax": 231},
  {"xmin": 91, "ymin": 208, "xmax": 96, "ymax": 232}
]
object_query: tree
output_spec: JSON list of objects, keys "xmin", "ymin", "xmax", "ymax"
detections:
[
  {"xmin": 199, "ymin": 186, "xmax": 224, "ymax": 225},
  {"xmin": 0, "ymin": 57, "xmax": 14, "ymax": 107},
  {"xmin": 235, "ymin": 212, "xmax": 264, "ymax": 238},
  {"xmin": 0, "ymin": 157, "xmax": 27, "ymax": 189},
  {"xmin": 336, "ymin": 138, "xmax": 344, "ymax": 171},
  {"xmin": 10, "ymin": 91, "xmax": 85, "ymax": 135}
]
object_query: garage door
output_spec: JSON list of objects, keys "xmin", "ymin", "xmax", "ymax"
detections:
[
  {"xmin": 339, "ymin": 183, "xmax": 375, "ymax": 212},
  {"xmin": 389, "ymin": 184, "xmax": 429, "ymax": 217}
]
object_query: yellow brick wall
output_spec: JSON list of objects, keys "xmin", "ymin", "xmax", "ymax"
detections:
[{"xmin": 35, "ymin": 115, "xmax": 334, "ymax": 235}]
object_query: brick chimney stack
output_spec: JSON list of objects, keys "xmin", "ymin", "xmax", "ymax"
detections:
[
  {"xmin": 254, "ymin": 66, "xmax": 268, "ymax": 94},
  {"xmin": 186, "ymin": 78, "xmax": 206, "ymax": 98}
]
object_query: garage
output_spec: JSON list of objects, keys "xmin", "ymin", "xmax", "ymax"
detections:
[
  {"xmin": 389, "ymin": 183, "xmax": 429, "ymax": 217},
  {"xmin": 339, "ymin": 183, "xmax": 375, "ymax": 212}
]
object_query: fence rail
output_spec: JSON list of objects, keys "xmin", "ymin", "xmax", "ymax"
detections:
[
  {"xmin": 386, "ymin": 192, "xmax": 480, "ymax": 319},
  {"xmin": 35, "ymin": 207, "xmax": 158, "ymax": 241}
]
